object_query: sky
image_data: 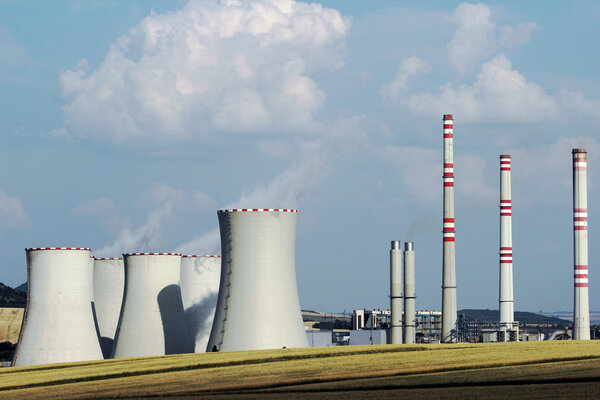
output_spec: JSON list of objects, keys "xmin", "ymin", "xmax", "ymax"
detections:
[{"xmin": 1, "ymin": 0, "xmax": 599, "ymax": 315}]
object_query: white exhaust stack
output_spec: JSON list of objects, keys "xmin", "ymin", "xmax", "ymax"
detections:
[
  {"xmin": 403, "ymin": 242, "xmax": 416, "ymax": 344},
  {"xmin": 390, "ymin": 240, "xmax": 403, "ymax": 344},
  {"xmin": 113, "ymin": 253, "xmax": 193, "ymax": 358},
  {"xmin": 206, "ymin": 209, "xmax": 308, "ymax": 352},
  {"xmin": 180, "ymin": 254, "xmax": 221, "ymax": 353},
  {"xmin": 13, "ymin": 248, "xmax": 103, "ymax": 366},
  {"xmin": 572, "ymin": 149, "xmax": 590, "ymax": 340},
  {"xmin": 442, "ymin": 114, "xmax": 457, "ymax": 343},
  {"xmin": 499, "ymin": 155, "xmax": 514, "ymax": 332},
  {"xmin": 93, "ymin": 257, "xmax": 125, "ymax": 358}
]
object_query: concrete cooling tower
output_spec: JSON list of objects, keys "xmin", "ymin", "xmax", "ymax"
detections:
[
  {"xmin": 92, "ymin": 257, "xmax": 124, "ymax": 358},
  {"xmin": 206, "ymin": 209, "xmax": 308, "ymax": 352},
  {"xmin": 180, "ymin": 254, "xmax": 221, "ymax": 353},
  {"xmin": 112, "ymin": 253, "xmax": 193, "ymax": 358},
  {"xmin": 13, "ymin": 248, "xmax": 103, "ymax": 366}
]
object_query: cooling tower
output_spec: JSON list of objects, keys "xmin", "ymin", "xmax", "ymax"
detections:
[
  {"xmin": 206, "ymin": 209, "xmax": 308, "ymax": 352},
  {"xmin": 180, "ymin": 254, "xmax": 221, "ymax": 353},
  {"xmin": 12, "ymin": 248, "xmax": 103, "ymax": 366},
  {"xmin": 112, "ymin": 253, "xmax": 193, "ymax": 358},
  {"xmin": 441, "ymin": 114, "xmax": 457, "ymax": 343},
  {"xmin": 390, "ymin": 240, "xmax": 403, "ymax": 344},
  {"xmin": 403, "ymin": 242, "xmax": 416, "ymax": 344},
  {"xmin": 572, "ymin": 149, "xmax": 590, "ymax": 340},
  {"xmin": 499, "ymin": 155, "xmax": 514, "ymax": 331},
  {"xmin": 92, "ymin": 257, "xmax": 124, "ymax": 358}
]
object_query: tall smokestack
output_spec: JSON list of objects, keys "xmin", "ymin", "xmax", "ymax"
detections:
[
  {"xmin": 403, "ymin": 242, "xmax": 416, "ymax": 344},
  {"xmin": 442, "ymin": 114, "xmax": 457, "ymax": 343},
  {"xmin": 390, "ymin": 240, "xmax": 403, "ymax": 344},
  {"xmin": 573, "ymin": 149, "xmax": 590, "ymax": 340},
  {"xmin": 499, "ymin": 155, "xmax": 514, "ymax": 333}
]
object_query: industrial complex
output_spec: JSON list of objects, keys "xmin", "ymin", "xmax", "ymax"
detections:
[{"xmin": 2, "ymin": 114, "xmax": 594, "ymax": 367}]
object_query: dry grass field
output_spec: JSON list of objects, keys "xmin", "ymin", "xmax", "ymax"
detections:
[
  {"xmin": 1, "ymin": 341, "xmax": 599, "ymax": 399},
  {"xmin": 0, "ymin": 307, "xmax": 23, "ymax": 343}
]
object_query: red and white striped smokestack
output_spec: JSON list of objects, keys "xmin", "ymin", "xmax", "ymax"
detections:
[
  {"xmin": 573, "ymin": 149, "xmax": 590, "ymax": 340},
  {"xmin": 499, "ymin": 155, "xmax": 514, "ymax": 332},
  {"xmin": 441, "ymin": 114, "xmax": 457, "ymax": 343}
]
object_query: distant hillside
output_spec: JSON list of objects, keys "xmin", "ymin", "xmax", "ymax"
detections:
[
  {"xmin": 14, "ymin": 282, "xmax": 27, "ymax": 293},
  {"xmin": 0, "ymin": 282, "xmax": 26, "ymax": 307},
  {"xmin": 459, "ymin": 309, "xmax": 571, "ymax": 326}
]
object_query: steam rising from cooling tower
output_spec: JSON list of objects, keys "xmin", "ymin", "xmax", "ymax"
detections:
[
  {"xmin": 180, "ymin": 254, "xmax": 221, "ymax": 353},
  {"xmin": 92, "ymin": 257, "xmax": 125, "ymax": 358},
  {"xmin": 13, "ymin": 248, "xmax": 103, "ymax": 366},
  {"xmin": 499, "ymin": 155, "xmax": 514, "ymax": 331},
  {"xmin": 113, "ymin": 253, "xmax": 193, "ymax": 358},
  {"xmin": 390, "ymin": 240, "xmax": 403, "ymax": 344},
  {"xmin": 207, "ymin": 209, "xmax": 308, "ymax": 352},
  {"xmin": 572, "ymin": 149, "xmax": 590, "ymax": 340},
  {"xmin": 441, "ymin": 114, "xmax": 457, "ymax": 343}
]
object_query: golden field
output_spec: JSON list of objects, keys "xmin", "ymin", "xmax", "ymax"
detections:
[
  {"xmin": 0, "ymin": 307, "xmax": 23, "ymax": 343},
  {"xmin": 1, "ymin": 341, "xmax": 600, "ymax": 399}
]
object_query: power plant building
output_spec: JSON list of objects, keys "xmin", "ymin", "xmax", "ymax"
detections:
[
  {"xmin": 13, "ymin": 248, "xmax": 103, "ymax": 366},
  {"xmin": 92, "ymin": 257, "xmax": 124, "ymax": 358},
  {"xmin": 207, "ymin": 209, "xmax": 308, "ymax": 352},
  {"xmin": 113, "ymin": 253, "xmax": 193, "ymax": 358},
  {"xmin": 180, "ymin": 254, "xmax": 221, "ymax": 353}
]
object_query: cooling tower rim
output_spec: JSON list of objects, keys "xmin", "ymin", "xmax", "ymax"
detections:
[
  {"xmin": 123, "ymin": 252, "xmax": 181, "ymax": 256},
  {"xmin": 217, "ymin": 208, "xmax": 298, "ymax": 213},
  {"xmin": 26, "ymin": 247, "xmax": 91, "ymax": 251},
  {"xmin": 93, "ymin": 257, "xmax": 124, "ymax": 260},
  {"xmin": 181, "ymin": 254, "xmax": 221, "ymax": 258}
]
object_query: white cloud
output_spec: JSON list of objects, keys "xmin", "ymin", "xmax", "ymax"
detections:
[
  {"xmin": 0, "ymin": 190, "xmax": 27, "ymax": 226},
  {"xmin": 380, "ymin": 145, "xmax": 494, "ymax": 205},
  {"xmin": 381, "ymin": 56, "xmax": 430, "ymax": 103},
  {"xmin": 73, "ymin": 197, "xmax": 119, "ymax": 216},
  {"xmin": 405, "ymin": 54, "xmax": 560, "ymax": 123},
  {"xmin": 192, "ymin": 190, "xmax": 217, "ymax": 209},
  {"xmin": 447, "ymin": 2, "xmax": 536, "ymax": 74},
  {"xmin": 59, "ymin": 0, "xmax": 351, "ymax": 141}
]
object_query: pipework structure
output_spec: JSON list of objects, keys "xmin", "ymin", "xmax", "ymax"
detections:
[
  {"xmin": 572, "ymin": 149, "xmax": 590, "ymax": 340},
  {"xmin": 390, "ymin": 240, "xmax": 403, "ymax": 344},
  {"xmin": 206, "ymin": 209, "xmax": 308, "ymax": 352},
  {"xmin": 13, "ymin": 248, "xmax": 103, "ymax": 366},
  {"xmin": 403, "ymin": 242, "xmax": 416, "ymax": 344},
  {"xmin": 180, "ymin": 254, "xmax": 221, "ymax": 353},
  {"xmin": 113, "ymin": 253, "xmax": 193, "ymax": 358},
  {"xmin": 92, "ymin": 257, "xmax": 124, "ymax": 358},
  {"xmin": 499, "ymin": 155, "xmax": 515, "ymax": 334},
  {"xmin": 441, "ymin": 114, "xmax": 457, "ymax": 343}
]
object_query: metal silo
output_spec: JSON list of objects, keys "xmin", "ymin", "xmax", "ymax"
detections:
[
  {"xmin": 180, "ymin": 254, "xmax": 221, "ymax": 353},
  {"xmin": 12, "ymin": 247, "xmax": 103, "ymax": 366},
  {"xmin": 206, "ymin": 209, "xmax": 308, "ymax": 352},
  {"xmin": 92, "ymin": 257, "xmax": 124, "ymax": 358},
  {"xmin": 112, "ymin": 253, "xmax": 193, "ymax": 358}
]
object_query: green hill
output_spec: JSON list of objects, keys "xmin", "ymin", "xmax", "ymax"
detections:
[{"xmin": 0, "ymin": 282, "xmax": 26, "ymax": 308}]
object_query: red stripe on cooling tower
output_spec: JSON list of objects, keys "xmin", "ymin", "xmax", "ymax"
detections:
[
  {"xmin": 500, "ymin": 260, "xmax": 512, "ymax": 264},
  {"xmin": 443, "ymin": 237, "xmax": 455, "ymax": 242},
  {"xmin": 443, "ymin": 114, "xmax": 453, "ymax": 120},
  {"xmin": 575, "ymin": 265, "xmax": 588, "ymax": 270},
  {"xmin": 501, "ymin": 160, "xmax": 511, "ymax": 164},
  {"xmin": 444, "ymin": 218, "xmax": 454, "ymax": 223},
  {"xmin": 444, "ymin": 134, "xmax": 453, "ymax": 138},
  {"xmin": 574, "ymin": 226, "xmax": 587, "ymax": 230},
  {"xmin": 575, "ymin": 274, "xmax": 589, "ymax": 278},
  {"xmin": 575, "ymin": 283, "xmax": 589, "ymax": 287},
  {"xmin": 444, "ymin": 173, "xmax": 454, "ymax": 178},
  {"xmin": 443, "ymin": 124, "xmax": 453, "ymax": 129},
  {"xmin": 501, "ymin": 167, "xmax": 511, "ymax": 171},
  {"xmin": 444, "ymin": 163, "xmax": 453, "ymax": 168},
  {"xmin": 444, "ymin": 182, "xmax": 454, "ymax": 187},
  {"xmin": 574, "ymin": 217, "xmax": 588, "ymax": 221},
  {"xmin": 500, "ymin": 247, "xmax": 512, "ymax": 250},
  {"xmin": 574, "ymin": 208, "xmax": 587, "ymax": 212},
  {"xmin": 500, "ymin": 200, "xmax": 511, "ymax": 203},
  {"xmin": 444, "ymin": 228, "xmax": 455, "ymax": 232}
]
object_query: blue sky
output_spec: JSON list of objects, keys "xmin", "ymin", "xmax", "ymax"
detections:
[{"xmin": 1, "ymin": 0, "xmax": 599, "ymax": 314}]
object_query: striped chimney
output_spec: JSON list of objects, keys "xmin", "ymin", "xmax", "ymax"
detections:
[
  {"xmin": 499, "ymin": 155, "xmax": 514, "ymax": 331},
  {"xmin": 573, "ymin": 149, "xmax": 590, "ymax": 340},
  {"xmin": 441, "ymin": 114, "xmax": 457, "ymax": 343}
]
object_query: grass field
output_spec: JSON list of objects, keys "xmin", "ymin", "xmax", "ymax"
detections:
[
  {"xmin": 1, "ymin": 341, "xmax": 600, "ymax": 399},
  {"xmin": 0, "ymin": 307, "xmax": 23, "ymax": 343}
]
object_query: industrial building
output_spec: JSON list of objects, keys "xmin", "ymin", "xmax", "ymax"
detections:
[
  {"xmin": 113, "ymin": 253, "xmax": 193, "ymax": 358},
  {"xmin": 13, "ymin": 248, "xmax": 103, "ymax": 366},
  {"xmin": 180, "ymin": 254, "xmax": 221, "ymax": 353},
  {"xmin": 92, "ymin": 257, "xmax": 124, "ymax": 358},
  {"xmin": 207, "ymin": 209, "xmax": 308, "ymax": 352}
]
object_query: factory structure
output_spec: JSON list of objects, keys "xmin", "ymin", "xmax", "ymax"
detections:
[{"xmin": 7, "ymin": 114, "xmax": 594, "ymax": 367}]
